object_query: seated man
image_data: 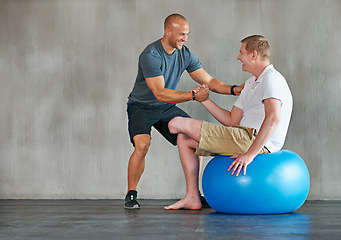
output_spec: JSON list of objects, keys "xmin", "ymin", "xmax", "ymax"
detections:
[{"xmin": 164, "ymin": 35, "xmax": 293, "ymax": 210}]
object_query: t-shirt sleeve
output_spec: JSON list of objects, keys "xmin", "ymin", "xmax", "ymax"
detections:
[
  {"xmin": 140, "ymin": 52, "xmax": 162, "ymax": 78},
  {"xmin": 262, "ymin": 76, "xmax": 286, "ymax": 103},
  {"xmin": 234, "ymin": 93, "xmax": 244, "ymax": 110},
  {"xmin": 186, "ymin": 52, "xmax": 202, "ymax": 73}
]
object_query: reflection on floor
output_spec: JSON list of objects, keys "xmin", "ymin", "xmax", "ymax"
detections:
[{"xmin": 0, "ymin": 200, "xmax": 340, "ymax": 239}]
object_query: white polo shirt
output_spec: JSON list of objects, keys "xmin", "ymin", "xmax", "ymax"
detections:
[{"xmin": 234, "ymin": 65, "xmax": 293, "ymax": 152}]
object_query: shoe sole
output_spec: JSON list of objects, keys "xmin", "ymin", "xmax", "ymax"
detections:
[{"xmin": 124, "ymin": 205, "xmax": 140, "ymax": 209}]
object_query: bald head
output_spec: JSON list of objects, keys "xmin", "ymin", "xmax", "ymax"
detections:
[
  {"xmin": 164, "ymin": 13, "xmax": 187, "ymax": 29},
  {"xmin": 161, "ymin": 13, "xmax": 189, "ymax": 53}
]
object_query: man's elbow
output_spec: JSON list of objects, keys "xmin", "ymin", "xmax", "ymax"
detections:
[
  {"xmin": 270, "ymin": 115, "xmax": 281, "ymax": 127},
  {"xmin": 265, "ymin": 113, "xmax": 280, "ymax": 127},
  {"xmin": 154, "ymin": 94, "xmax": 165, "ymax": 102},
  {"xmin": 153, "ymin": 91, "xmax": 167, "ymax": 102}
]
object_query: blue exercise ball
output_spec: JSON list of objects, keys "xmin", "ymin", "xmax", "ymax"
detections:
[{"xmin": 202, "ymin": 150, "xmax": 310, "ymax": 214}]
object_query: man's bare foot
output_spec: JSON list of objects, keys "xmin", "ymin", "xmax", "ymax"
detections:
[{"xmin": 164, "ymin": 196, "xmax": 201, "ymax": 210}]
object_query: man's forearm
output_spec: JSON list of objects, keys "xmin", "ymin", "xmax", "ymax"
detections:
[
  {"xmin": 201, "ymin": 99, "xmax": 235, "ymax": 126},
  {"xmin": 154, "ymin": 88, "xmax": 192, "ymax": 103},
  {"xmin": 207, "ymin": 78, "xmax": 244, "ymax": 96},
  {"xmin": 207, "ymin": 78, "xmax": 232, "ymax": 94},
  {"xmin": 246, "ymin": 98, "xmax": 282, "ymax": 156},
  {"xmin": 155, "ymin": 87, "xmax": 208, "ymax": 103},
  {"xmin": 246, "ymin": 117, "xmax": 279, "ymax": 157}
]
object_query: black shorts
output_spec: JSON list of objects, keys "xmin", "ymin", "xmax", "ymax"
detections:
[{"xmin": 127, "ymin": 102, "xmax": 190, "ymax": 146}]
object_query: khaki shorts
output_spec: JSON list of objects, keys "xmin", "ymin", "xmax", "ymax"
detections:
[{"xmin": 195, "ymin": 121, "xmax": 269, "ymax": 156}]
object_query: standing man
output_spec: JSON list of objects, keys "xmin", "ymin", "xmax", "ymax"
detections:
[
  {"xmin": 164, "ymin": 35, "xmax": 293, "ymax": 210},
  {"xmin": 125, "ymin": 13, "xmax": 243, "ymax": 209}
]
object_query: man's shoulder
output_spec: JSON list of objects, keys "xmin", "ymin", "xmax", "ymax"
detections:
[
  {"xmin": 139, "ymin": 40, "xmax": 163, "ymax": 63},
  {"xmin": 258, "ymin": 68, "xmax": 286, "ymax": 88},
  {"xmin": 141, "ymin": 39, "xmax": 162, "ymax": 56},
  {"xmin": 263, "ymin": 65, "xmax": 285, "ymax": 79}
]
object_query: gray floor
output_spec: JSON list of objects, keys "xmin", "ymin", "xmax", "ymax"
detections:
[{"xmin": 0, "ymin": 200, "xmax": 340, "ymax": 240}]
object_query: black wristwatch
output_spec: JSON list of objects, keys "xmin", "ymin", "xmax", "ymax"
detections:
[{"xmin": 230, "ymin": 85, "xmax": 237, "ymax": 96}]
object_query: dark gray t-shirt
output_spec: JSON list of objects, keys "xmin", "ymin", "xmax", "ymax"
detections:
[{"xmin": 128, "ymin": 39, "xmax": 202, "ymax": 105}]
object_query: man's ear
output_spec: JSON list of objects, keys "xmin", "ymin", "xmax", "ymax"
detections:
[
  {"xmin": 252, "ymin": 50, "xmax": 258, "ymax": 60},
  {"xmin": 164, "ymin": 27, "xmax": 171, "ymax": 36}
]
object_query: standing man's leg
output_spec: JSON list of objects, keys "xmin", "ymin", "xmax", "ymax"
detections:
[
  {"xmin": 127, "ymin": 134, "xmax": 150, "ymax": 190},
  {"xmin": 125, "ymin": 102, "xmax": 157, "ymax": 209},
  {"xmin": 125, "ymin": 134, "xmax": 151, "ymax": 209}
]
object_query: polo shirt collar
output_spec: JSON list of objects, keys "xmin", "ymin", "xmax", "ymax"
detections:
[{"xmin": 255, "ymin": 64, "xmax": 273, "ymax": 82}]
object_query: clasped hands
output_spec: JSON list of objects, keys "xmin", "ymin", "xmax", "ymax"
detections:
[{"xmin": 192, "ymin": 84, "xmax": 209, "ymax": 102}]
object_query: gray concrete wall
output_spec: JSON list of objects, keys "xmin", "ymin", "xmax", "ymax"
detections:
[{"xmin": 0, "ymin": 0, "xmax": 340, "ymax": 200}]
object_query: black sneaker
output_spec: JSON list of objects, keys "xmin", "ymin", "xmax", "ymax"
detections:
[
  {"xmin": 199, "ymin": 192, "xmax": 211, "ymax": 208},
  {"xmin": 124, "ymin": 190, "xmax": 140, "ymax": 209}
]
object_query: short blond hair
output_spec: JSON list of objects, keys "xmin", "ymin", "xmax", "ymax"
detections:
[{"xmin": 241, "ymin": 35, "xmax": 270, "ymax": 61}]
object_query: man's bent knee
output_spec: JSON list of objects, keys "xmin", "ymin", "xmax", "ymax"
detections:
[
  {"xmin": 133, "ymin": 135, "xmax": 151, "ymax": 156},
  {"xmin": 168, "ymin": 117, "xmax": 185, "ymax": 134}
]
